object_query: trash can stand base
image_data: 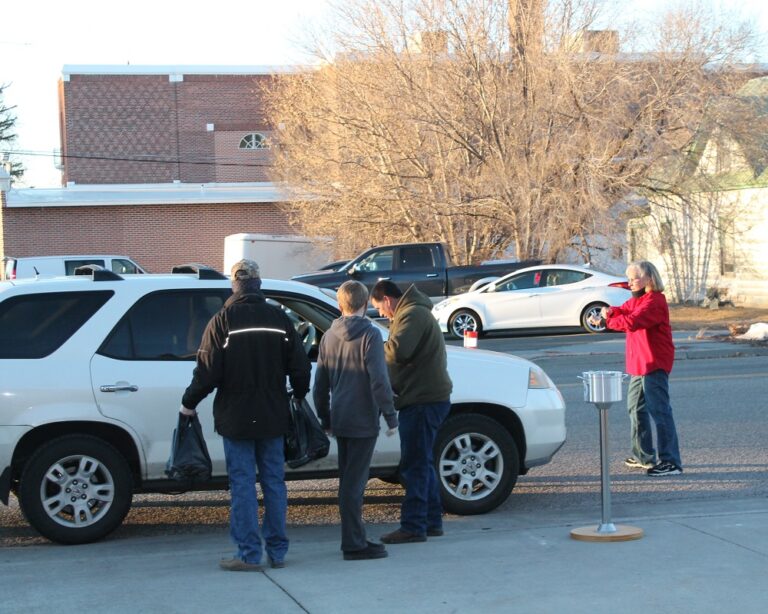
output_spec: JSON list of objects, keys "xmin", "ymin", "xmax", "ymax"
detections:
[{"xmin": 570, "ymin": 524, "xmax": 644, "ymax": 542}]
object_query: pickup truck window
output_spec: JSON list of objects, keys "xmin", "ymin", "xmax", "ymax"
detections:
[
  {"xmin": 398, "ymin": 245, "xmax": 436, "ymax": 271},
  {"xmin": 356, "ymin": 248, "xmax": 393, "ymax": 272}
]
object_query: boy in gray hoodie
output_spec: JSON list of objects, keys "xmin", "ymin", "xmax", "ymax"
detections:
[{"xmin": 313, "ymin": 280, "xmax": 398, "ymax": 560}]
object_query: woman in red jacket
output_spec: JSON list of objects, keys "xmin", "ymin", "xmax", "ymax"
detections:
[{"xmin": 591, "ymin": 261, "xmax": 683, "ymax": 476}]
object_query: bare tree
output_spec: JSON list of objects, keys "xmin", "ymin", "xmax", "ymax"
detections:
[
  {"xmin": 263, "ymin": 0, "xmax": 756, "ymax": 264},
  {"xmin": 0, "ymin": 84, "xmax": 25, "ymax": 180}
]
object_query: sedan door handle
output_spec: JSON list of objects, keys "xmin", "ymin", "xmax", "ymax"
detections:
[{"xmin": 100, "ymin": 384, "xmax": 139, "ymax": 393}]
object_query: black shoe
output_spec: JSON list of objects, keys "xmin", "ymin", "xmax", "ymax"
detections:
[
  {"xmin": 380, "ymin": 529, "xmax": 426, "ymax": 544},
  {"xmin": 647, "ymin": 461, "xmax": 683, "ymax": 476},
  {"xmin": 343, "ymin": 544, "xmax": 389, "ymax": 560},
  {"xmin": 427, "ymin": 528, "xmax": 444, "ymax": 537},
  {"xmin": 219, "ymin": 558, "xmax": 263, "ymax": 572},
  {"xmin": 268, "ymin": 557, "xmax": 285, "ymax": 569},
  {"xmin": 365, "ymin": 540, "xmax": 386, "ymax": 551},
  {"xmin": 624, "ymin": 457, "xmax": 655, "ymax": 469}
]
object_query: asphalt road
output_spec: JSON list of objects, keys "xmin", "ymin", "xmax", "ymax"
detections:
[{"xmin": 2, "ymin": 335, "xmax": 767, "ymax": 546}]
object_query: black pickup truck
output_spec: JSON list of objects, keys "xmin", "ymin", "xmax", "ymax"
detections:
[{"xmin": 292, "ymin": 242, "xmax": 537, "ymax": 300}]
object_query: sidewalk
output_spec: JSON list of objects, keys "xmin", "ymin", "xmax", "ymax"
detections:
[{"xmin": 1, "ymin": 496, "xmax": 766, "ymax": 613}]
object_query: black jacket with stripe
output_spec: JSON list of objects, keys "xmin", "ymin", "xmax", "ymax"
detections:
[{"xmin": 182, "ymin": 291, "xmax": 311, "ymax": 440}]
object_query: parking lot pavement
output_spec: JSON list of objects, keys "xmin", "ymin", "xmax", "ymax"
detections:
[
  {"xmin": 2, "ymin": 496, "xmax": 767, "ymax": 613},
  {"xmin": 506, "ymin": 330, "xmax": 768, "ymax": 362}
]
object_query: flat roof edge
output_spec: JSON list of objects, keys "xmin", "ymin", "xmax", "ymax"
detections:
[{"xmin": 61, "ymin": 64, "xmax": 307, "ymax": 77}]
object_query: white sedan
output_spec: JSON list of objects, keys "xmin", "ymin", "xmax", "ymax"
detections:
[{"xmin": 433, "ymin": 264, "xmax": 631, "ymax": 338}]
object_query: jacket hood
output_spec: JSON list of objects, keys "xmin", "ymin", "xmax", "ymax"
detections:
[
  {"xmin": 329, "ymin": 315, "xmax": 372, "ymax": 341},
  {"xmin": 397, "ymin": 284, "xmax": 434, "ymax": 312}
]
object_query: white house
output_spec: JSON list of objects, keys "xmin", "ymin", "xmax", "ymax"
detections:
[{"xmin": 627, "ymin": 76, "xmax": 768, "ymax": 307}]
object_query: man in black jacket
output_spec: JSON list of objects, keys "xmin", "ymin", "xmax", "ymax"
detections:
[{"xmin": 181, "ymin": 259, "xmax": 311, "ymax": 572}]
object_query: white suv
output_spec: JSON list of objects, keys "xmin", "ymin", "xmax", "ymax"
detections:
[{"xmin": 0, "ymin": 266, "xmax": 566, "ymax": 544}]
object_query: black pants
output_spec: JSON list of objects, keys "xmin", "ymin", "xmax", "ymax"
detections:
[{"xmin": 337, "ymin": 435, "xmax": 378, "ymax": 552}]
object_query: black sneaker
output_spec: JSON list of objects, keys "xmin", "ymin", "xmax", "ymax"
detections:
[
  {"xmin": 343, "ymin": 544, "xmax": 389, "ymax": 561},
  {"xmin": 427, "ymin": 528, "xmax": 444, "ymax": 537},
  {"xmin": 647, "ymin": 461, "xmax": 683, "ymax": 476},
  {"xmin": 624, "ymin": 457, "xmax": 655, "ymax": 470}
]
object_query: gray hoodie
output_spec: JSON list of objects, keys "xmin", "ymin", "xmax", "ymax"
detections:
[{"xmin": 313, "ymin": 316, "xmax": 397, "ymax": 438}]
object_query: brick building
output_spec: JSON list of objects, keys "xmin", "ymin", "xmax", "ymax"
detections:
[{"xmin": 1, "ymin": 65, "xmax": 302, "ymax": 275}]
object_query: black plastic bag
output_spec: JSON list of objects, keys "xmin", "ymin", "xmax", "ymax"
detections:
[
  {"xmin": 166, "ymin": 413, "xmax": 213, "ymax": 481},
  {"xmin": 284, "ymin": 397, "xmax": 331, "ymax": 469}
]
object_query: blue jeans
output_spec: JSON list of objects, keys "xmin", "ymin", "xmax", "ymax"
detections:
[
  {"xmin": 398, "ymin": 401, "xmax": 451, "ymax": 535},
  {"xmin": 626, "ymin": 370, "xmax": 682, "ymax": 468},
  {"xmin": 223, "ymin": 436, "xmax": 288, "ymax": 564}
]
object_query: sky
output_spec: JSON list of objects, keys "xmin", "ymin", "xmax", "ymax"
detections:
[{"xmin": 1, "ymin": 0, "xmax": 767, "ymax": 188}]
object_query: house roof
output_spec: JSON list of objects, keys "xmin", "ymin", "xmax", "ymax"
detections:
[
  {"xmin": 4, "ymin": 182, "xmax": 288, "ymax": 208},
  {"xmin": 644, "ymin": 76, "xmax": 768, "ymax": 192}
]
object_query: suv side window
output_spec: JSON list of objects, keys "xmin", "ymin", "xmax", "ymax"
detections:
[
  {"xmin": 99, "ymin": 290, "xmax": 229, "ymax": 360},
  {"xmin": 0, "ymin": 291, "xmax": 114, "ymax": 358}
]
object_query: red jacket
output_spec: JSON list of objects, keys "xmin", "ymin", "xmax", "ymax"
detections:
[{"xmin": 605, "ymin": 291, "xmax": 674, "ymax": 375}]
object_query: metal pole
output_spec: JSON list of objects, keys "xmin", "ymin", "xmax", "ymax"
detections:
[{"xmin": 596, "ymin": 402, "xmax": 616, "ymax": 533}]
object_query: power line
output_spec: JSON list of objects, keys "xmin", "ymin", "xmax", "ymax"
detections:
[{"xmin": 0, "ymin": 148, "xmax": 275, "ymax": 168}]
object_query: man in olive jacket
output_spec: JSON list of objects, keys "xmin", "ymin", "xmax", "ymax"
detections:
[
  {"xmin": 371, "ymin": 281, "xmax": 452, "ymax": 544},
  {"xmin": 181, "ymin": 259, "xmax": 310, "ymax": 572}
]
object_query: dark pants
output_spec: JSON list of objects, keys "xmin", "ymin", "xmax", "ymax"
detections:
[
  {"xmin": 398, "ymin": 400, "xmax": 451, "ymax": 536},
  {"xmin": 627, "ymin": 370, "xmax": 682, "ymax": 467},
  {"xmin": 223, "ymin": 436, "xmax": 288, "ymax": 564},
  {"xmin": 337, "ymin": 435, "xmax": 378, "ymax": 552}
]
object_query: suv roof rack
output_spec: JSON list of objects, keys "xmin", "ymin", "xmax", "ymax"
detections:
[
  {"xmin": 171, "ymin": 263, "xmax": 228, "ymax": 280},
  {"xmin": 73, "ymin": 265, "xmax": 124, "ymax": 281}
]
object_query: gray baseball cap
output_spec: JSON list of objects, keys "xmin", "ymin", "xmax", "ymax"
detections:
[{"xmin": 230, "ymin": 259, "xmax": 261, "ymax": 281}]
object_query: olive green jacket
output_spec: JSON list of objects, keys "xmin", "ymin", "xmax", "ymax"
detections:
[{"xmin": 384, "ymin": 285, "xmax": 453, "ymax": 409}]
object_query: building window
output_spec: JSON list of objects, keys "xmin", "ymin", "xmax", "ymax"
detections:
[
  {"xmin": 239, "ymin": 133, "xmax": 269, "ymax": 150},
  {"xmin": 718, "ymin": 216, "xmax": 735, "ymax": 275}
]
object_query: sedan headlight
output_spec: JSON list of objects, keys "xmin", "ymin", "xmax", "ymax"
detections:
[{"xmin": 432, "ymin": 299, "xmax": 456, "ymax": 312}]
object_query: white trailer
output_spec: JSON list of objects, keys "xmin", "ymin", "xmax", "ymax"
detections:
[{"xmin": 223, "ymin": 233, "xmax": 330, "ymax": 280}]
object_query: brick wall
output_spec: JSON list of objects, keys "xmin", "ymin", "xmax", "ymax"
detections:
[
  {"xmin": 1, "ymin": 201, "xmax": 293, "ymax": 274},
  {"xmin": 61, "ymin": 73, "xmax": 276, "ymax": 184}
]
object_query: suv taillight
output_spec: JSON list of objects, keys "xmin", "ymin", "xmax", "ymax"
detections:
[{"xmin": 609, "ymin": 281, "xmax": 629, "ymax": 290}]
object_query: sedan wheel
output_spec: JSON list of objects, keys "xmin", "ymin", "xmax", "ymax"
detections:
[
  {"xmin": 18, "ymin": 435, "xmax": 133, "ymax": 544},
  {"xmin": 435, "ymin": 414, "xmax": 519, "ymax": 515},
  {"xmin": 581, "ymin": 302, "xmax": 608, "ymax": 333},
  {"xmin": 448, "ymin": 309, "xmax": 482, "ymax": 340}
]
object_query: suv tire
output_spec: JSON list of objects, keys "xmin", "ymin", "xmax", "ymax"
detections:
[
  {"xmin": 18, "ymin": 435, "xmax": 133, "ymax": 544},
  {"xmin": 436, "ymin": 414, "xmax": 519, "ymax": 515}
]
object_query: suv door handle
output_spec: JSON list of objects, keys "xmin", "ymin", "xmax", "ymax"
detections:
[
  {"xmin": 426, "ymin": 273, "xmax": 438, "ymax": 278},
  {"xmin": 100, "ymin": 384, "xmax": 139, "ymax": 393},
  {"xmin": 377, "ymin": 276, "xmax": 391, "ymax": 281}
]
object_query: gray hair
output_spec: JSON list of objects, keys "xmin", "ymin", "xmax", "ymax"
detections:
[{"xmin": 626, "ymin": 261, "xmax": 665, "ymax": 292}]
